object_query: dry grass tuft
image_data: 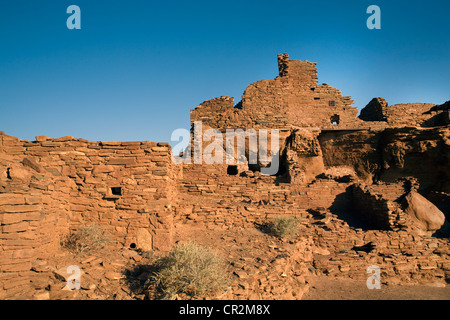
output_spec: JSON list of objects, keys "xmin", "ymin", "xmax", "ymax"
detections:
[
  {"xmin": 265, "ymin": 216, "xmax": 300, "ymax": 238},
  {"xmin": 149, "ymin": 242, "xmax": 230, "ymax": 299},
  {"xmin": 62, "ymin": 223, "xmax": 114, "ymax": 254}
]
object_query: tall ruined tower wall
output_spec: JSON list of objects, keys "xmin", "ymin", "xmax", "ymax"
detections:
[{"xmin": 191, "ymin": 53, "xmax": 366, "ymax": 131}]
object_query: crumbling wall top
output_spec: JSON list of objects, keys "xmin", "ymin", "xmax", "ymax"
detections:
[{"xmin": 277, "ymin": 53, "xmax": 318, "ymax": 86}]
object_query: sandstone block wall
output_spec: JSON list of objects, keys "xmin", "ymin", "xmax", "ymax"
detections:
[
  {"xmin": 0, "ymin": 153, "xmax": 72, "ymax": 297},
  {"xmin": 311, "ymin": 219, "xmax": 450, "ymax": 283},
  {"xmin": 0, "ymin": 131, "xmax": 182, "ymax": 297},
  {"xmin": 191, "ymin": 54, "xmax": 449, "ymax": 140},
  {"xmin": 1, "ymin": 53, "xmax": 449, "ymax": 298},
  {"xmin": 176, "ymin": 164, "xmax": 449, "ymax": 284},
  {"xmin": 191, "ymin": 54, "xmax": 369, "ymax": 132},
  {"xmin": 351, "ymin": 182, "xmax": 410, "ymax": 231},
  {"xmin": 359, "ymin": 98, "xmax": 449, "ymax": 128},
  {"xmin": 177, "ymin": 163, "xmax": 353, "ymax": 228},
  {"xmin": 0, "ymin": 132, "xmax": 179, "ymax": 252}
]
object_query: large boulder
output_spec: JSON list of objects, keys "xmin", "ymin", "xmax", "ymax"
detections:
[{"xmin": 403, "ymin": 191, "xmax": 446, "ymax": 232}]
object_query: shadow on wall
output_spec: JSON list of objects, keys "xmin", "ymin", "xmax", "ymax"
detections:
[
  {"xmin": 432, "ymin": 222, "xmax": 450, "ymax": 238},
  {"xmin": 328, "ymin": 185, "xmax": 450, "ymax": 238},
  {"xmin": 329, "ymin": 187, "xmax": 379, "ymax": 231},
  {"xmin": 329, "ymin": 186, "xmax": 391, "ymax": 231}
]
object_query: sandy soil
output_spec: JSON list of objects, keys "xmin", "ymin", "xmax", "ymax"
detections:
[
  {"xmin": 173, "ymin": 223, "xmax": 450, "ymax": 300},
  {"xmin": 302, "ymin": 276, "xmax": 450, "ymax": 300}
]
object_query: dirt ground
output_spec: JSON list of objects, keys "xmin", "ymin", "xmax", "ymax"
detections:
[
  {"xmin": 17, "ymin": 221, "xmax": 447, "ymax": 300},
  {"xmin": 172, "ymin": 223, "xmax": 450, "ymax": 300},
  {"xmin": 302, "ymin": 276, "xmax": 450, "ymax": 300}
]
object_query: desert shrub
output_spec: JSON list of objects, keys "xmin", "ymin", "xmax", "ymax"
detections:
[
  {"xmin": 150, "ymin": 242, "xmax": 230, "ymax": 299},
  {"xmin": 62, "ymin": 223, "xmax": 114, "ymax": 254},
  {"xmin": 265, "ymin": 216, "xmax": 300, "ymax": 238}
]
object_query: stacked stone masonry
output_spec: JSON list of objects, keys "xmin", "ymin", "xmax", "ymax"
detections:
[
  {"xmin": 0, "ymin": 132, "xmax": 180, "ymax": 297},
  {"xmin": 1, "ymin": 53, "xmax": 449, "ymax": 299}
]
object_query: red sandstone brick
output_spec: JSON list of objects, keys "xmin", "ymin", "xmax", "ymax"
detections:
[
  {"xmin": 0, "ymin": 194, "xmax": 26, "ymax": 206},
  {"xmin": 0, "ymin": 204, "xmax": 41, "ymax": 214},
  {"xmin": 107, "ymin": 157, "xmax": 136, "ymax": 165}
]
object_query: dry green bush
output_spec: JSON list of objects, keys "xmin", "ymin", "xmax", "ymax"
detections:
[
  {"xmin": 265, "ymin": 216, "xmax": 300, "ymax": 238},
  {"xmin": 62, "ymin": 223, "xmax": 114, "ymax": 254},
  {"xmin": 150, "ymin": 242, "xmax": 230, "ymax": 299}
]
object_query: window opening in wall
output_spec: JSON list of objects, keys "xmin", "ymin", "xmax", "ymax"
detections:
[
  {"xmin": 111, "ymin": 187, "xmax": 122, "ymax": 196},
  {"xmin": 329, "ymin": 100, "xmax": 336, "ymax": 107},
  {"xmin": 227, "ymin": 165, "xmax": 238, "ymax": 175},
  {"xmin": 314, "ymin": 97, "xmax": 320, "ymax": 100},
  {"xmin": 331, "ymin": 114, "xmax": 340, "ymax": 125}
]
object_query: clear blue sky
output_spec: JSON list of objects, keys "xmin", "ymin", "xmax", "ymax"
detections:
[{"xmin": 1, "ymin": 0, "xmax": 449, "ymax": 143}]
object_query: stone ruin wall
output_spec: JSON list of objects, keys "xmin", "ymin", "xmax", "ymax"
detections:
[
  {"xmin": 191, "ymin": 53, "xmax": 376, "ymax": 131},
  {"xmin": 184, "ymin": 53, "xmax": 450, "ymax": 285},
  {"xmin": 188, "ymin": 54, "xmax": 449, "ymax": 188},
  {"xmin": 177, "ymin": 167, "xmax": 353, "ymax": 228},
  {"xmin": 176, "ymin": 164, "xmax": 450, "ymax": 284},
  {"xmin": 360, "ymin": 97, "xmax": 450, "ymax": 128},
  {"xmin": 0, "ymin": 131, "xmax": 180, "ymax": 296},
  {"xmin": 0, "ymin": 166, "xmax": 71, "ymax": 296},
  {"xmin": 1, "ymin": 53, "xmax": 449, "ymax": 297}
]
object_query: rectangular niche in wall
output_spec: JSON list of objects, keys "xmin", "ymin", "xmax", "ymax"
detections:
[
  {"xmin": 105, "ymin": 186, "xmax": 122, "ymax": 200},
  {"xmin": 111, "ymin": 187, "xmax": 122, "ymax": 196}
]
